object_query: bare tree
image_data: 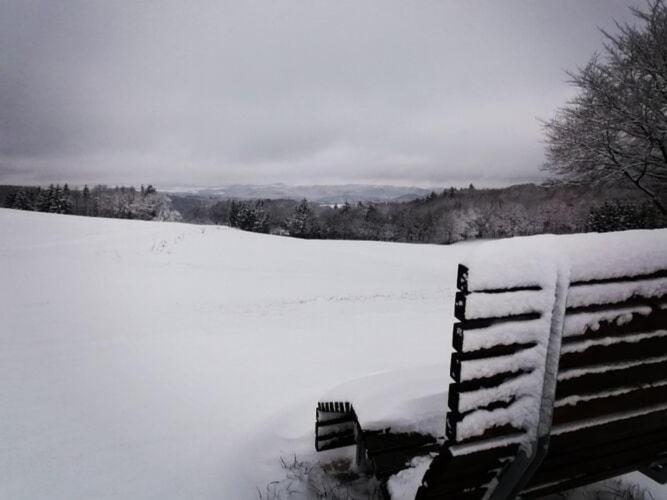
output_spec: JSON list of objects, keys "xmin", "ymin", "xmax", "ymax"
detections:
[{"xmin": 543, "ymin": 0, "xmax": 667, "ymax": 213}]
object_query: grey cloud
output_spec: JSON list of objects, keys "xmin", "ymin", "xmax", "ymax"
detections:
[{"xmin": 0, "ymin": 0, "xmax": 645, "ymax": 187}]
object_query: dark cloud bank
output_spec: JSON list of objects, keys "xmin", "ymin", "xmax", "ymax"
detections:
[{"xmin": 0, "ymin": 0, "xmax": 644, "ymax": 188}]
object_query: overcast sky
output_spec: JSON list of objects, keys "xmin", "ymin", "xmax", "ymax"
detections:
[{"xmin": 0, "ymin": 0, "xmax": 645, "ymax": 188}]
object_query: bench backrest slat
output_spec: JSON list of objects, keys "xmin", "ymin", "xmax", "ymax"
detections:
[{"xmin": 417, "ymin": 258, "xmax": 667, "ymax": 499}]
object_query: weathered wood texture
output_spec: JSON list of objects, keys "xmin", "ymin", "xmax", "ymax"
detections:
[
  {"xmin": 416, "ymin": 264, "xmax": 667, "ymax": 499},
  {"xmin": 315, "ymin": 401, "xmax": 438, "ymax": 481}
]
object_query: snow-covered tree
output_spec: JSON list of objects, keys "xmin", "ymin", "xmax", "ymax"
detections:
[{"xmin": 543, "ymin": 0, "xmax": 667, "ymax": 213}]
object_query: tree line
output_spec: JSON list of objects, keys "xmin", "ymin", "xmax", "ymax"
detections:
[
  {"xmin": 169, "ymin": 183, "xmax": 665, "ymax": 243},
  {"xmin": 0, "ymin": 184, "xmax": 181, "ymax": 221},
  {"xmin": 3, "ymin": 182, "xmax": 664, "ymax": 242}
]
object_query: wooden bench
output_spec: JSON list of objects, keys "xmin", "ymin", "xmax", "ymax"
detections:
[{"xmin": 315, "ymin": 232, "xmax": 667, "ymax": 499}]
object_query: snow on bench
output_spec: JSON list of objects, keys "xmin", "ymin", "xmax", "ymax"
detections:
[
  {"xmin": 316, "ymin": 366, "xmax": 447, "ymax": 480},
  {"xmin": 314, "ymin": 229, "xmax": 667, "ymax": 499}
]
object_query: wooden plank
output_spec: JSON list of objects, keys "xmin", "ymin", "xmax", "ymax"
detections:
[
  {"xmin": 452, "ymin": 322, "xmax": 464, "ymax": 351},
  {"xmin": 316, "ymin": 436, "xmax": 356, "ymax": 451},
  {"xmin": 570, "ymin": 269, "xmax": 667, "ymax": 287},
  {"xmin": 317, "ymin": 401, "xmax": 352, "ymax": 412},
  {"xmin": 456, "ymin": 342, "xmax": 537, "ymax": 361},
  {"xmin": 558, "ymin": 333, "xmax": 667, "ymax": 371},
  {"xmin": 523, "ymin": 408, "xmax": 667, "ymax": 495},
  {"xmin": 451, "ymin": 363, "xmax": 533, "ymax": 391},
  {"xmin": 315, "ymin": 413, "xmax": 355, "ymax": 427},
  {"xmin": 566, "ymin": 294, "xmax": 666, "ymax": 314},
  {"xmin": 315, "ymin": 402, "xmax": 357, "ymax": 451},
  {"xmin": 524, "ymin": 440, "xmax": 666, "ymax": 496},
  {"xmin": 363, "ymin": 431, "xmax": 436, "ymax": 456},
  {"xmin": 448, "ymin": 390, "xmax": 517, "ymax": 416},
  {"xmin": 562, "ymin": 306, "xmax": 667, "ymax": 344},
  {"xmin": 416, "ymin": 443, "xmax": 517, "ymax": 498},
  {"xmin": 457, "ymin": 262, "xmax": 544, "ymax": 294},
  {"xmin": 523, "ymin": 458, "xmax": 653, "ymax": 498},
  {"xmin": 553, "ymin": 383, "xmax": 667, "ymax": 426},
  {"xmin": 550, "ymin": 408, "xmax": 667, "ymax": 452},
  {"xmin": 454, "ymin": 291, "xmax": 467, "ymax": 321},
  {"xmin": 534, "ymin": 427, "xmax": 667, "ymax": 477},
  {"xmin": 538, "ymin": 414, "xmax": 667, "ymax": 468},
  {"xmin": 457, "ymin": 264, "xmax": 469, "ymax": 293},
  {"xmin": 447, "ymin": 411, "xmax": 525, "ymax": 445},
  {"xmin": 555, "ymin": 359, "xmax": 667, "ymax": 400},
  {"xmin": 457, "ymin": 285, "xmax": 545, "ymax": 322},
  {"xmin": 461, "ymin": 312, "xmax": 542, "ymax": 331},
  {"xmin": 316, "ymin": 428, "xmax": 355, "ymax": 443},
  {"xmin": 355, "ymin": 430, "xmax": 438, "ymax": 478}
]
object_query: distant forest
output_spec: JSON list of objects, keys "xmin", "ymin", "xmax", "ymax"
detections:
[
  {"xmin": 2, "ymin": 183, "xmax": 665, "ymax": 244},
  {"xmin": 0, "ymin": 184, "xmax": 181, "ymax": 221}
]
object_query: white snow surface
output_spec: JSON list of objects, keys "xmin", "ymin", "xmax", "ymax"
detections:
[
  {"xmin": 2, "ymin": 210, "xmax": 665, "ymax": 499},
  {"xmin": 385, "ymin": 454, "xmax": 434, "ymax": 500},
  {"xmin": 459, "ymin": 344, "xmax": 546, "ymax": 381},
  {"xmin": 320, "ymin": 364, "xmax": 449, "ymax": 437},
  {"xmin": 458, "ymin": 319, "xmax": 543, "ymax": 351},
  {"xmin": 0, "ymin": 209, "xmax": 467, "ymax": 499},
  {"xmin": 464, "ymin": 289, "xmax": 552, "ymax": 319},
  {"xmin": 464, "ymin": 230, "xmax": 667, "ymax": 291}
]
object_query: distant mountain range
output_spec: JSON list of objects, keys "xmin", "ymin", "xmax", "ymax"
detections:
[{"xmin": 162, "ymin": 183, "xmax": 434, "ymax": 203}]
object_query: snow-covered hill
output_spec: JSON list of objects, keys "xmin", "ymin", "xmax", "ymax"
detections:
[
  {"xmin": 1, "ymin": 209, "xmax": 665, "ymax": 499},
  {"xmin": 0, "ymin": 209, "xmax": 466, "ymax": 499}
]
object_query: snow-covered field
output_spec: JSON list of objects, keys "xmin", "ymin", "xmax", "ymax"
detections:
[
  {"xmin": 0, "ymin": 209, "xmax": 468, "ymax": 499},
  {"xmin": 1, "ymin": 209, "xmax": 665, "ymax": 499}
]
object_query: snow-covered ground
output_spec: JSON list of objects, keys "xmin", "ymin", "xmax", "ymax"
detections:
[
  {"xmin": 1, "ymin": 209, "xmax": 665, "ymax": 499},
  {"xmin": 0, "ymin": 209, "xmax": 468, "ymax": 499}
]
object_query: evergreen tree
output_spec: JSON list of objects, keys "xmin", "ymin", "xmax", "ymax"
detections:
[
  {"xmin": 252, "ymin": 201, "xmax": 270, "ymax": 233},
  {"xmin": 228, "ymin": 201, "xmax": 240, "ymax": 227},
  {"xmin": 286, "ymin": 199, "xmax": 319, "ymax": 238},
  {"xmin": 4, "ymin": 191, "xmax": 16, "ymax": 208},
  {"xmin": 82, "ymin": 185, "xmax": 91, "ymax": 215},
  {"xmin": 588, "ymin": 201, "xmax": 660, "ymax": 232},
  {"xmin": 235, "ymin": 203, "xmax": 256, "ymax": 230},
  {"xmin": 36, "ymin": 187, "xmax": 50, "ymax": 212},
  {"xmin": 50, "ymin": 185, "xmax": 63, "ymax": 213},
  {"xmin": 12, "ymin": 189, "xmax": 33, "ymax": 210},
  {"xmin": 61, "ymin": 184, "xmax": 73, "ymax": 214}
]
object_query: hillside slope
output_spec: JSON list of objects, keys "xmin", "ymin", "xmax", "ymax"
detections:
[{"xmin": 0, "ymin": 209, "xmax": 464, "ymax": 499}]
